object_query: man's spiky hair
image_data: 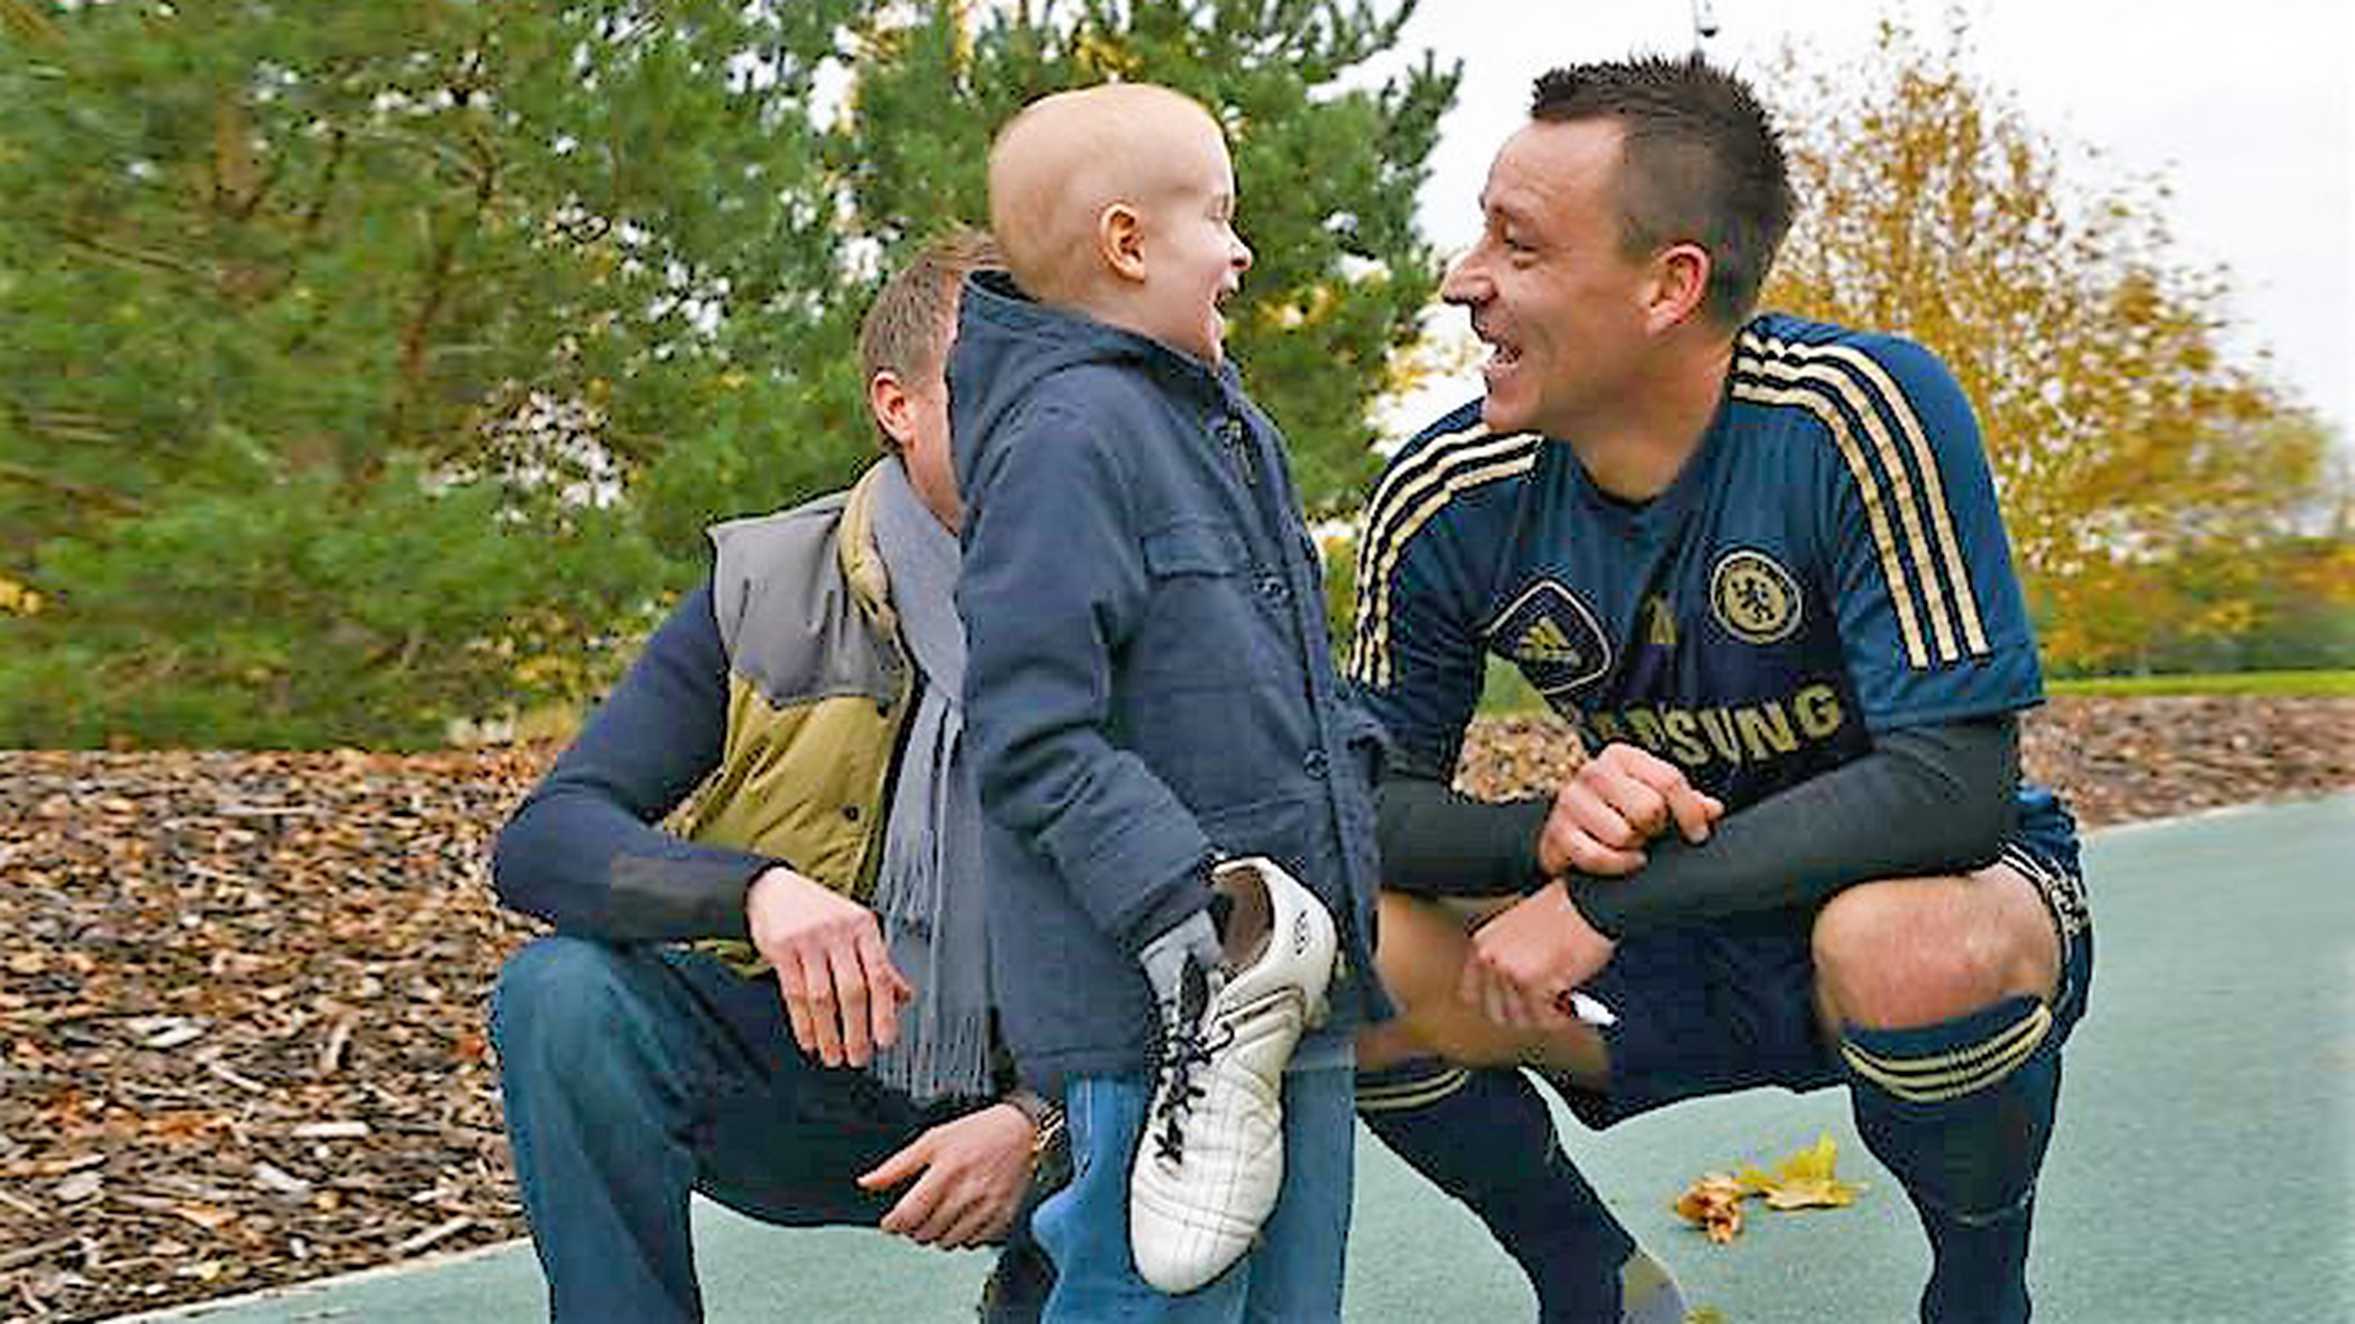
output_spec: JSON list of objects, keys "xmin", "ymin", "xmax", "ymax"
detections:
[{"xmin": 1531, "ymin": 54, "xmax": 1794, "ymax": 324}]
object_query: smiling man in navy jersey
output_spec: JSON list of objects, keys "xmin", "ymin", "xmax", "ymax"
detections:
[{"xmin": 1349, "ymin": 55, "xmax": 2091, "ymax": 1324}]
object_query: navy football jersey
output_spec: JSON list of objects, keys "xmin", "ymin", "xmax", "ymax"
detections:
[{"xmin": 1352, "ymin": 313, "xmax": 2067, "ymax": 835}]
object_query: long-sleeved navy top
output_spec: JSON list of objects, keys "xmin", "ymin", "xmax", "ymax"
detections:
[{"xmin": 491, "ymin": 583, "xmax": 778, "ymax": 943}]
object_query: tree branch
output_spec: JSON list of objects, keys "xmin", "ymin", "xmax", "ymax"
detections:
[
  {"xmin": 0, "ymin": 459, "xmax": 145, "ymax": 516},
  {"xmin": 302, "ymin": 127, "xmax": 348, "ymax": 235},
  {"xmin": 56, "ymin": 229, "xmax": 206, "ymax": 284}
]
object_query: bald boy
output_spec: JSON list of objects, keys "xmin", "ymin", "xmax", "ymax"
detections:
[
  {"xmin": 950, "ymin": 84, "xmax": 1385, "ymax": 1320},
  {"xmin": 988, "ymin": 83, "xmax": 1249, "ymax": 363}
]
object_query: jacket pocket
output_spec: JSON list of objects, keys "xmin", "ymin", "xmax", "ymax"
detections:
[
  {"xmin": 1131, "ymin": 519, "xmax": 1270, "ymax": 687},
  {"xmin": 1141, "ymin": 519, "xmax": 1249, "ymax": 578}
]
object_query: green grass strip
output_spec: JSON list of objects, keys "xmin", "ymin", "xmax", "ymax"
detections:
[{"xmin": 2047, "ymin": 670, "xmax": 2355, "ymax": 697}]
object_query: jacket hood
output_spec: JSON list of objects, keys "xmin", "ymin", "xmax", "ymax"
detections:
[{"xmin": 947, "ymin": 270, "xmax": 1231, "ymax": 494}]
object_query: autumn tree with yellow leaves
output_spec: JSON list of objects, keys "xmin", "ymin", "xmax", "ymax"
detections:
[{"xmin": 1759, "ymin": 22, "xmax": 2349, "ymax": 673}]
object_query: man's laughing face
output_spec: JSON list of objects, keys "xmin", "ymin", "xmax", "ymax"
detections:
[{"xmin": 1442, "ymin": 118, "xmax": 1657, "ymax": 438}]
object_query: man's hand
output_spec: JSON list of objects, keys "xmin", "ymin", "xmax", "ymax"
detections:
[
  {"xmin": 1458, "ymin": 883, "xmax": 1616, "ymax": 1030},
  {"xmin": 1537, "ymin": 742, "xmax": 1725, "ymax": 878},
  {"xmin": 746, "ymin": 866, "xmax": 913, "ymax": 1069},
  {"xmin": 856, "ymin": 1102, "xmax": 1036, "ymax": 1249}
]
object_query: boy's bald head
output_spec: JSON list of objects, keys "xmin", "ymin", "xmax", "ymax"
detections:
[{"xmin": 988, "ymin": 82, "xmax": 1226, "ymax": 302}]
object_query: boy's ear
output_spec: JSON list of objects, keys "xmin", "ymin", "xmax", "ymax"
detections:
[{"xmin": 1098, "ymin": 202, "xmax": 1148, "ymax": 283}]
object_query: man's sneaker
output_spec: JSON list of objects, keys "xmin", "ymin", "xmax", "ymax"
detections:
[
  {"xmin": 975, "ymin": 1234, "xmax": 1055, "ymax": 1324},
  {"xmin": 1617, "ymin": 1245, "xmax": 1689, "ymax": 1324},
  {"xmin": 1129, "ymin": 856, "xmax": 1338, "ymax": 1293}
]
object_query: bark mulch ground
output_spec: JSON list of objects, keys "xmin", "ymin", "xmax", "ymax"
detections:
[{"xmin": 2, "ymin": 696, "xmax": 2350, "ymax": 1321}]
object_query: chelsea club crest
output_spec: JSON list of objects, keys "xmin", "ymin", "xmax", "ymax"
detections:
[{"xmin": 1709, "ymin": 548, "xmax": 1804, "ymax": 645}]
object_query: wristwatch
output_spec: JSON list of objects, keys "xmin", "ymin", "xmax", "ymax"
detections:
[{"xmin": 1004, "ymin": 1087, "xmax": 1066, "ymax": 1161}]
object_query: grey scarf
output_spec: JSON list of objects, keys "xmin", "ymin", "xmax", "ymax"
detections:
[{"xmin": 866, "ymin": 460, "xmax": 993, "ymax": 1103}]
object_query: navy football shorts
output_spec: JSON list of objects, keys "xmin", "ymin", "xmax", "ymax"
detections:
[{"xmin": 1557, "ymin": 819, "xmax": 2092, "ymax": 1130}]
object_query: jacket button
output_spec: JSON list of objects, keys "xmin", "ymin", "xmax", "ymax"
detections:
[
  {"xmin": 1257, "ymin": 573, "xmax": 1287, "ymax": 600},
  {"xmin": 1303, "ymin": 749, "xmax": 1328, "ymax": 779},
  {"xmin": 841, "ymin": 804, "xmax": 861, "ymax": 822}
]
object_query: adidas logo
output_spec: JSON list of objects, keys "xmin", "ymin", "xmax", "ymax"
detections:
[
  {"xmin": 1645, "ymin": 595, "xmax": 1678, "ymax": 647},
  {"xmin": 1514, "ymin": 617, "xmax": 1581, "ymax": 665}
]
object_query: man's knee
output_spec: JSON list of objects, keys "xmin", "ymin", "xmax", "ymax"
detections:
[
  {"xmin": 1354, "ymin": 1021, "xmax": 1426, "ymax": 1073},
  {"xmin": 1369, "ymin": 889, "xmax": 1611, "ymax": 1076},
  {"xmin": 1812, "ymin": 874, "xmax": 2056, "ymax": 1030},
  {"xmin": 492, "ymin": 935, "xmax": 650, "ymax": 1067}
]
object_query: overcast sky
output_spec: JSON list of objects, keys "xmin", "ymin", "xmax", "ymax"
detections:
[{"xmin": 1356, "ymin": 0, "xmax": 2353, "ymax": 440}]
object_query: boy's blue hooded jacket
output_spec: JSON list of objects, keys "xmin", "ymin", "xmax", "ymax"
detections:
[{"xmin": 949, "ymin": 271, "xmax": 1388, "ymax": 1092}]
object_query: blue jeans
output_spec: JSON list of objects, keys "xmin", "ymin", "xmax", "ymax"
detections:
[
  {"xmin": 1035, "ymin": 1067, "xmax": 1355, "ymax": 1322},
  {"xmin": 491, "ymin": 936, "xmax": 1046, "ymax": 1322}
]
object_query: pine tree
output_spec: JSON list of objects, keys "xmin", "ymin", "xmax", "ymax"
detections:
[
  {"xmin": 0, "ymin": 0, "xmax": 862, "ymax": 745},
  {"xmin": 0, "ymin": 0, "xmax": 1455, "ymax": 746}
]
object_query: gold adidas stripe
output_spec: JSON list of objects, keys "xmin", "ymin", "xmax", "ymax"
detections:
[
  {"xmin": 1350, "ymin": 424, "xmax": 1534, "ymax": 674},
  {"xmin": 1353, "ymin": 1066, "xmax": 1472, "ymax": 1113},
  {"xmin": 1738, "ymin": 338, "xmax": 1958, "ymax": 662},
  {"xmin": 1351, "ymin": 430, "xmax": 1541, "ymax": 689},
  {"xmin": 1359, "ymin": 450, "xmax": 1541, "ymax": 689},
  {"xmin": 1729, "ymin": 376, "xmax": 1931, "ymax": 667},
  {"xmin": 1997, "ymin": 842, "xmax": 2060, "ymax": 891},
  {"xmin": 1845, "ymin": 1028, "xmax": 2046, "ymax": 1104},
  {"xmin": 1841, "ymin": 1003, "xmax": 2053, "ymax": 1103},
  {"xmin": 1745, "ymin": 334, "xmax": 1991, "ymax": 655},
  {"xmin": 1844, "ymin": 1003, "xmax": 2048, "ymax": 1077},
  {"xmin": 1361, "ymin": 418, "xmax": 1493, "ymax": 541},
  {"xmin": 1740, "ymin": 332, "xmax": 1991, "ymax": 661},
  {"xmin": 1348, "ymin": 423, "xmax": 1479, "ymax": 682},
  {"xmin": 1843, "ymin": 1031, "xmax": 2047, "ymax": 1104},
  {"xmin": 1355, "ymin": 1066, "xmax": 1469, "ymax": 1103},
  {"xmin": 1790, "ymin": 336, "xmax": 1989, "ymax": 657}
]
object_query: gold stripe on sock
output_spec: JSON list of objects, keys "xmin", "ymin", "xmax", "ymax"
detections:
[
  {"xmin": 1354, "ymin": 1066, "xmax": 1472, "ymax": 1113},
  {"xmin": 1842, "ymin": 1003, "xmax": 2053, "ymax": 1104}
]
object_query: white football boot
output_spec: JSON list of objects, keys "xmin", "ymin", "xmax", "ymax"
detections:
[{"xmin": 1129, "ymin": 856, "xmax": 1339, "ymax": 1294}]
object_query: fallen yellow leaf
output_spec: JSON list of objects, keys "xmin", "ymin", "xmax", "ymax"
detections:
[
  {"xmin": 1760, "ymin": 1176, "xmax": 1860, "ymax": 1211},
  {"xmin": 1680, "ymin": 1133, "xmax": 1867, "ymax": 1241},
  {"xmin": 0, "ymin": 576, "xmax": 42, "ymax": 616},
  {"xmin": 1738, "ymin": 1132, "xmax": 1864, "ymax": 1210},
  {"xmin": 1672, "ymin": 1172, "xmax": 1747, "ymax": 1243}
]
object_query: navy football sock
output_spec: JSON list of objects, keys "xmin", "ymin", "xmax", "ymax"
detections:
[
  {"xmin": 1358, "ymin": 1060, "xmax": 1634, "ymax": 1322},
  {"xmin": 1842, "ymin": 995, "xmax": 2061, "ymax": 1324}
]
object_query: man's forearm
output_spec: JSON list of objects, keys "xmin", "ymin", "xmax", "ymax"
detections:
[
  {"xmin": 1374, "ymin": 772, "xmax": 1550, "ymax": 897},
  {"xmin": 491, "ymin": 582, "xmax": 776, "ymax": 942},
  {"xmin": 1568, "ymin": 716, "xmax": 2021, "ymax": 938},
  {"xmin": 501, "ymin": 793, "xmax": 771, "ymax": 941}
]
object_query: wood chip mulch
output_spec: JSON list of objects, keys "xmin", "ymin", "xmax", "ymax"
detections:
[
  {"xmin": 1, "ymin": 695, "xmax": 2350, "ymax": 1321},
  {"xmin": 1454, "ymin": 694, "xmax": 2355, "ymax": 827}
]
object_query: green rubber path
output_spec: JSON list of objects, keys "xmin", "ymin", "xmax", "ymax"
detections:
[{"xmin": 123, "ymin": 794, "xmax": 2355, "ymax": 1322}]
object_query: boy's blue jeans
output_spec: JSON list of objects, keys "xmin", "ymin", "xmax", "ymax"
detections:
[
  {"xmin": 492, "ymin": 936, "xmax": 1046, "ymax": 1322},
  {"xmin": 1037, "ymin": 1066, "xmax": 1355, "ymax": 1322}
]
